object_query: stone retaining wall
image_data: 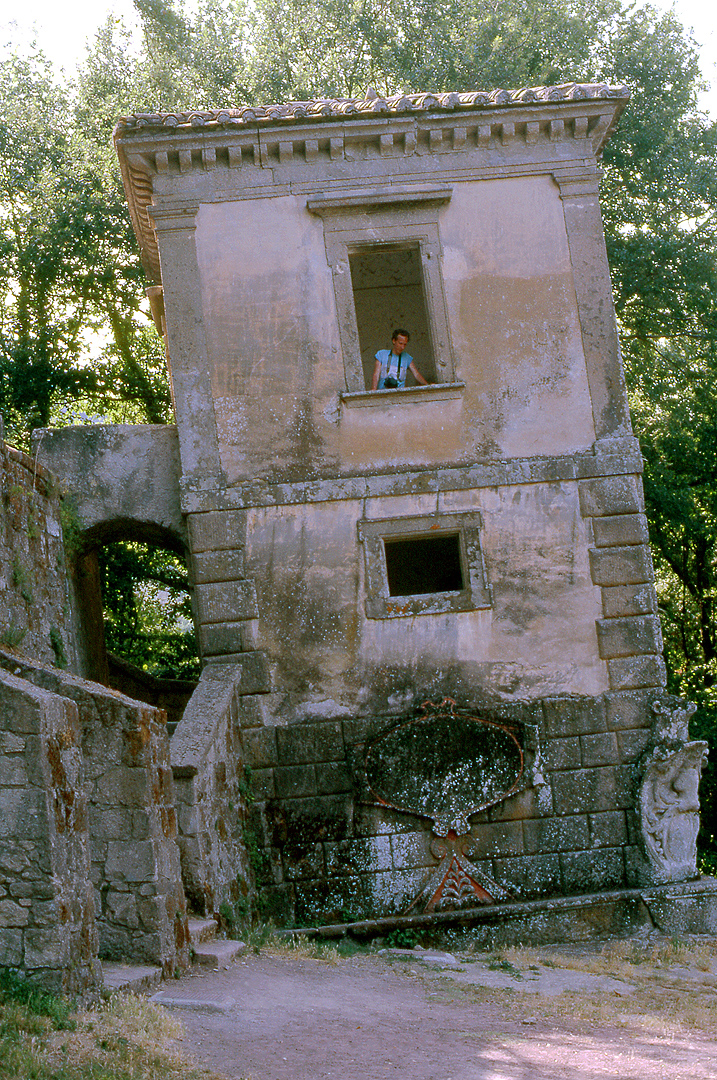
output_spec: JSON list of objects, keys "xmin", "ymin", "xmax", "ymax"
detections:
[
  {"xmin": 0, "ymin": 670, "xmax": 101, "ymax": 993},
  {"xmin": 170, "ymin": 661, "xmax": 266, "ymax": 917},
  {"xmin": 0, "ymin": 440, "xmax": 78, "ymax": 672},
  {"xmin": 0, "ymin": 652, "xmax": 189, "ymax": 976}
]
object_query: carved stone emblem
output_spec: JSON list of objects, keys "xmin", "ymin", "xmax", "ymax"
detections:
[
  {"xmin": 406, "ymin": 832, "xmax": 512, "ymax": 914},
  {"xmin": 638, "ymin": 700, "xmax": 708, "ymax": 885},
  {"xmin": 363, "ymin": 699, "xmax": 524, "ymax": 836},
  {"xmin": 359, "ymin": 699, "xmax": 524, "ymax": 911}
]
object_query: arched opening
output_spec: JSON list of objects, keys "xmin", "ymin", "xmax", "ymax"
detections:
[{"xmin": 72, "ymin": 518, "xmax": 200, "ymax": 730}]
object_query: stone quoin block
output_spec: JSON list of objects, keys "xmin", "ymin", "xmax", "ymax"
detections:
[
  {"xmin": 607, "ymin": 655, "xmax": 667, "ymax": 691},
  {"xmin": 522, "ymin": 815, "xmax": 590, "ymax": 855},
  {"xmin": 324, "ymin": 836, "xmax": 393, "ymax": 876},
  {"xmin": 273, "ymin": 765, "xmax": 317, "ymax": 799},
  {"xmin": 492, "ymin": 854, "xmax": 562, "ymax": 898},
  {"xmin": 591, "ymin": 513, "xmax": 649, "ymax": 547},
  {"xmin": 192, "ymin": 548, "xmax": 247, "ymax": 584},
  {"xmin": 601, "ymin": 583, "xmax": 658, "ymax": 619},
  {"xmin": 596, "ymin": 615, "xmax": 663, "ymax": 659},
  {"xmin": 616, "ymin": 728, "xmax": 651, "ymax": 763},
  {"xmin": 194, "ymin": 579, "xmax": 259, "ymax": 624},
  {"xmin": 315, "ymin": 761, "xmax": 352, "ymax": 794},
  {"xmin": 542, "ymin": 737, "xmax": 582, "ymax": 770},
  {"xmin": 187, "ymin": 509, "xmax": 248, "ymax": 552},
  {"xmin": 276, "ymin": 726, "xmax": 320, "ymax": 765},
  {"xmin": 551, "ymin": 764, "xmax": 634, "ymax": 815},
  {"xmin": 249, "ymin": 768, "xmax": 276, "ymax": 800},
  {"xmin": 605, "ymin": 690, "xmax": 654, "ymax": 731},
  {"xmin": 389, "ymin": 831, "xmax": 435, "ymax": 869},
  {"xmin": 589, "ymin": 545, "xmax": 654, "ymax": 587},
  {"xmin": 588, "ymin": 810, "xmax": 628, "ymax": 848},
  {"xmin": 578, "ymin": 475, "xmax": 644, "ymax": 518},
  {"xmin": 199, "ymin": 622, "xmax": 246, "ymax": 656},
  {"xmin": 542, "ymin": 696, "xmax": 608, "ymax": 738},
  {"xmin": 243, "ymin": 727, "xmax": 279, "ymax": 770},
  {"xmin": 560, "ymin": 847, "xmax": 625, "ymax": 892},
  {"xmin": 281, "ymin": 843, "xmax": 325, "ymax": 881},
  {"xmin": 468, "ymin": 820, "xmax": 524, "ymax": 859},
  {"xmin": 579, "ymin": 732, "xmax": 619, "ymax": 767}
]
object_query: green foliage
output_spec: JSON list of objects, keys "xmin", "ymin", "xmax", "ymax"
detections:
[
  {"xmin": 0, "ymin": 969, "xmax": 75, "ymax": 1031},
  {"xmin": 98, "ymin": 541, "xmax": 200, "ymax": 680},
  {"xmin": 384, "ymin": 927, "xmax": 421, "ymax": 949},
  {"xmin": 49, "ymin": 626, "xmax": 68, "ymax": 669}
]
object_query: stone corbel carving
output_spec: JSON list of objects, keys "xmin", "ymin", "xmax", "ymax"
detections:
[{"xmin": 638, "ymin": 700, "xmax": 707, "ymax": 885}]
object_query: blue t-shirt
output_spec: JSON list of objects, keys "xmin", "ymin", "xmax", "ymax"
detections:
[{"xmin": 375, "ymin": 348, "xmax": 413, "ymax": 389}]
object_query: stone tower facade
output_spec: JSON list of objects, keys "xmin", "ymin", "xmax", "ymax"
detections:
[{"xmin": 35, "ymin": 86, "xmax": 710, "ymax": 928}]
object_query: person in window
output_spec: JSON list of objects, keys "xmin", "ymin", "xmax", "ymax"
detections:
[{"xmin": 371, "ymin": 329, "xmax": 428, "ymax": 390}]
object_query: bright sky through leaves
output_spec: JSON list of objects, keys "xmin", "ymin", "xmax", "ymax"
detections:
[{"xmin": 3, "ymin": 0, "xmax": 717, "ymax": 115}]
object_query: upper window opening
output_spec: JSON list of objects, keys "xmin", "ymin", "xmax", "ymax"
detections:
[
  {"xmin": 385, "ymin": 534, "xmax": 464, "ymax": 596},
  {"xmin": 349, "ymin": 245, "xmax": 437, "ymax": 390}
]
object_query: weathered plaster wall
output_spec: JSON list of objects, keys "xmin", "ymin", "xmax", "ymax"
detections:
[
  {"xmin": 197, "ymin": 195, "xmax": 339, "ymax": 485},
  {"xmin": 441, "ymin": 175, "xmax": 595, "ymax": 459},
  {"xmin": 0, "ymin": 669, "xmax": 101, "ymax": 993},
  {"xmin": 0, "ymin": 441, "xmax": 78, "ymax": 672},
  {"xmin": 194, "ymin": 175, "xmax": 594, "ymax": 486},
  {"xmin": 243, "ymin": 478, "xmax": 607, "ymax": 708}
]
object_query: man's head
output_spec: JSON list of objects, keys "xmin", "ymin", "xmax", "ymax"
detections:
[{"xmin": 391, "ymin": 329, "xmax": 410, "ymax": 355}]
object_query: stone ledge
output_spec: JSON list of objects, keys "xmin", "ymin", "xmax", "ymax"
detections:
[
  {"xmin": 179, "ymin": 442, "xmax": 645, "ymax": 513},
  {"xmin": 341, "ymin": 382, "xmax": 465, "ymax": 409},
  {"xmin": 280, "ymin": 879, "xmax": 717, "ymax": 946}
]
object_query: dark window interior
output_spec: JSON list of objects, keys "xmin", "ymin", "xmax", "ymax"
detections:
[
  {"xmin": 349, "ymin": 244, "xmax": 436, "ymax": 389},
  {"xmin": 384, "ymin": 534, "xmax": 464, "ymax": 596}
]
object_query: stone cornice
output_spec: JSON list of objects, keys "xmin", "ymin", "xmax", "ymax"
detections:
[
  {"xmin": 115, "ymin": 84, "xmax": 628, "ymax": 134},
  {"xmin": 114, "ymin": 83, "xmax": 629, "ymax": 284}
]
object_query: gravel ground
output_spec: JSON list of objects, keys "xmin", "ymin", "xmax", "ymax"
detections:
[{"xmin": 157, "ymin": 933, "xmax": 717, "ymax": 1080}]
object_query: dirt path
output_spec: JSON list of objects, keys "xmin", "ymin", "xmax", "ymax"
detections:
[{"xmin": 157, "ymin": 937, "xmax": 717, "ymax": 1080}]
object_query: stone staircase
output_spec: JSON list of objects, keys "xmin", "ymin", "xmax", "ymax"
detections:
[{"xmin": 102, "ymin": 917, "xmax": 246, "ymax": 993}]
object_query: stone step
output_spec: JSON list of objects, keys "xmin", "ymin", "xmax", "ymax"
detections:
[
  {"xmin": 102, "ymin": 962, "xmax": 163, "ymax": 995},
  {"xmin": 192, "ymin": 939, "xmax": 246, "ymax": 969},
  {"xmin": 188, "ymin": 916, "xmax": 220, "ymax": 946}
]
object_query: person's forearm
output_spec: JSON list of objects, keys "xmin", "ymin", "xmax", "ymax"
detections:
[{"xmin": 371, "ymin": 362, "xmax": 380, "ymax": 390}]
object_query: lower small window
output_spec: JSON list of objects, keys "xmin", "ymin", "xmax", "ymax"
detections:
[
  {"xmin": 384, "ymin": 534, "xmax": 464, "ymax": 596},
  {"xmin": 358, "ymin": 513, "xmax": 492, "ymax": 619}
]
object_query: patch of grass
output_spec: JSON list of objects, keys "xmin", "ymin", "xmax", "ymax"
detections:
[
  {"xmin": 268, "ymin": 933, "xmax": 341, "ymax": 964},
  {"xmin": 49, "ymin": 626, "xmax": 68, "ymax": 668},
  {"xmin": 0, "ymin": 988, "xmax": 228, "ymax": 1080},
  {"xmin": 0, "ymin": 968, "xmax": 75, "ymax": 1030},
  {"xmin": 0, "ymin": 621, "xmax": 27, "ymax": 649}
]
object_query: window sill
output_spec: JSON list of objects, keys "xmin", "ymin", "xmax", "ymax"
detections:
[{"xmin": 341, "ymin": 382, "xmax": 465, "ymax": 409}]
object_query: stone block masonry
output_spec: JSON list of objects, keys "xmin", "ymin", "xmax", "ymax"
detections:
[
  {"xmin": 0, "ymin": 439, "xmax": 77, "ymax": 672},
  {"xmin": 170, "ymin": 662, "xmax": 258, "ymax": 918},
  {"xmin": 0, "ymin": 651, "xmax": 190, "ymax": 977},
  {"xmin": 580, "ymin": 476, "xmax": 666, "ymax": 693},
  {"xmin": 242, "ymin": 689, "xmax": 664, "ymax": 926},
  {"xmin": 0, "ymin": 670, "xmax": 101, "ymax": 993}
]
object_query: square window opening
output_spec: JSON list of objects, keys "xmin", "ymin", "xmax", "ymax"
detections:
[
  {"xmin": 349, "ymin": 244, "xmax": 437, "ymax": 390},
  {"xmin": 384, "ymin": 533, "xmax": 464, "ymax": 596}
]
